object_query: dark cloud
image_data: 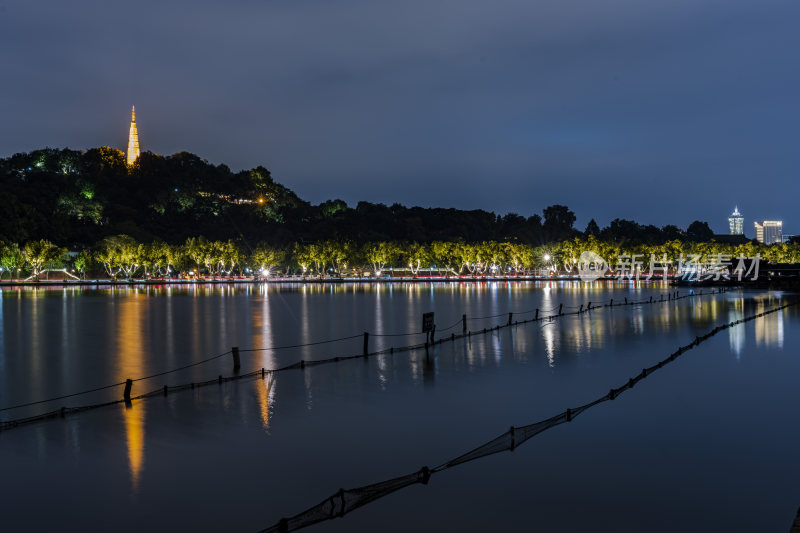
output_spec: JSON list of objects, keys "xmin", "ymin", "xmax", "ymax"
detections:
[{"xmin": 1, "ymin": 0, "xmax": 798, "ymax": 234}]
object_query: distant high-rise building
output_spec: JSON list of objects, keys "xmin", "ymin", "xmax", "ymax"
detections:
[
  {"xmin": 126, "ymin": 106, "xmax": 140, "ymax": 166},
  {"xmin": 754, "ymin": 220, "xmax": 783, "ymax": 245},
  {"xmin": 728, "ymin": 206, "xmax": 744, "ymax": 235}
]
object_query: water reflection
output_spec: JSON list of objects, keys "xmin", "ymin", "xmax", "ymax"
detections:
[
  {"xmin": 755, "ymin": 309, "xmax": 784, "ymax": 349},
  {"xmin": 117, "ymin": 293, "xmax": 146, "ymax": 492},
  {"xmin": 256, "ymin": 374, "xmax": 277, "ymax": 431},
  {"xmin": 2, "ymin": 283, "xmax": 793, "ymax": 501}
]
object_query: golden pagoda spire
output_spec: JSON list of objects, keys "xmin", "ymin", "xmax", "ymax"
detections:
[{"xmin": 126, "ymin": 105, "xmax": 140, "ymax": 166}]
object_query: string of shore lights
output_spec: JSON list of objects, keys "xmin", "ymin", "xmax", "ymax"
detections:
[{"xmin": 0, "ymin": 287, "xmax": 735, "ymax": 431}]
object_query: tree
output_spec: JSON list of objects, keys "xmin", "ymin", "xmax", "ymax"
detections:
[
  {"xmin": 251, "ymin": 244, "xmax": 285, "ymax": 276},
  {"xmin": 402, "ymin": 242, "xmax": 432, "ymax": 275},
  {"xmin": 585, "ymin": 219, "xmax": 600, "ymax": 237},
  {"xmin": 94, "ymin": 235, "xmax": 139, "ymax": 279},
  {"xmin": 291, "ymin": 243, "xmax": 327, "ymax": 275},
  {"xmin": 22, "ymin": 239, "xmax": 66, "ymax": 278},
  {"xmin": 319, "ymin": 199, "xmax": 349, "ymax": 218},
  {"xmin": 321, "ymin": 240, "xmax": 353, "ymax": 275},
  {"xmin": 0, "ymin": 242, "xmax": 25, "ymax": 280},
  {"xmin": 363, "ymin": 242, "xmax": 398, "ymax": 275},
  {"xmin": 430, "ymin": 241, "xmax": 459, "ymax": 275},
  {"xmin": 686, "ymin": 221, "xmax": 714, "ymax": 242},
  {"xmin": 72, "ymin": 249, "xmax": 92, "ymax": 279},
  {"xmin": 217, "ymin": 240, "xmax": 243, "ymax": 276},
  {"xmin": 543, "ymin": 205, "xmax": 576, "ymax": 242}
]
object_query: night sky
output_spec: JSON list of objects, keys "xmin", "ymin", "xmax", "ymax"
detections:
[{"xmin": 2, "ymin": 0, "xmax": 798, "ymax": 234}]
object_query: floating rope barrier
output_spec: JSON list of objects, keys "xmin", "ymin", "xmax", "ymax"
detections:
[
  {"xmin": 256, "ymin": 298, "xmax": 796, "ymax": 533},
  {"xmin": 0, "ymin": 288, "xmax": 732, "ymax": 429}
]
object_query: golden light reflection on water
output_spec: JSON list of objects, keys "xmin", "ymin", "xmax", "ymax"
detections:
[
  {"xmin": 116, "ymin": 292, "xmax": 146, "ymax": 493},
  {"xmin": 122, "ymin": 402, "xmax": 146, "ymax": 492},
  {"xmin": 256, "ymin": 374, "xmax": 277, "ymax": 430}
]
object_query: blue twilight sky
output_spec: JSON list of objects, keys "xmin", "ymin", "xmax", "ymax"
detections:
[{"xmin": 1, "ymin": 0, "xmax": 798, "ymax": 235}]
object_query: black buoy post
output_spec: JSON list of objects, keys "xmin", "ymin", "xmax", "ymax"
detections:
[
  {"xmin": 232, "ymin": 346, "xmax": 241, "ymax": 371},
  {"xmin": 462, "ymin": 314, "xmax": 467, "ymax": 334},
  {"xmin": 558, "ymin": 303, "xmax": 563, "ymax": 315},
  {"xmin": 123, "ymin": 378, "xmax": 133, "ymax": 402},
  {"xmin": 535, "ymin": 308, "xmax": 539, "ymax": 320},
  {"xmin": 508, "ymin": 312, "xmax": 513, "ymax": 326},
  {"xmin": 363, "ymin": 332, "xmax": 369, "ymax": 356}
]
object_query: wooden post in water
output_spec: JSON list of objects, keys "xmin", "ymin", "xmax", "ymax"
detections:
[
  {"xmin": 363, "ymin": 332, "xmax": 369, "ymax": 356},
  {"xmin": 232, "ymin": 346, "xmax": 241, "ymax": 371},
  {"xmin": 579, "ymin": 304, "xmax": 583, "ymax": 313},
  {"xmin": 610, "ymin": 299, "xmax": 614, "ymax": 307},
  {"xmin": 508, "ymin": 312, "xmax": 512, "ymax": 326},
  {"xmin": 558, "ymin": 303, "xmax": 563, "ymax": 315},
  {"xmin": 462, "ymin": 314, "xmax": 467, "ymax": 334},
  {"xmin": 123, "ymin": 378, "xmax": 133, "ymax": 402},
  {"xmin": 535, "ymin": 308, "xmax": 539, "ymax": 320}
]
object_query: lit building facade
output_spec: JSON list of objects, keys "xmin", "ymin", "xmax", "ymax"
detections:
[
  {"xmin": 126, "ymin": 106, "xmax": 140, "ymax": 166},
  {"xmin": 728, "ymin": 206, "xmax": 744, "ymax": 235},
  {"xmin": 754, "ymin": 220, "xmax": 783, "ymax": 245}
]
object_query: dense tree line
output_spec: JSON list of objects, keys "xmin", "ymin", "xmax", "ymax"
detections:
[
  {"xmin": 2, "ymin": 235, "xmax": 799, "ymax": 280},
  {"xmin": 1, "ymin": 147, "xmax": 741, "ymax": 248}
]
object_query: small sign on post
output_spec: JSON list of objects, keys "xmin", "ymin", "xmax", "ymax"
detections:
[{"xmin": 422, "ymin": 312, "xmax": 435, "ymax": 333}]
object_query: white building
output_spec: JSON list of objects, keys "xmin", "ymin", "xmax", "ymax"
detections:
[
  {"xmin": 728, "ymin": 206, "xmax": 744, "ymax": 235},
  {"xmin": 754, "ymin": 220, "xmax": 782, "ymax": 245}
]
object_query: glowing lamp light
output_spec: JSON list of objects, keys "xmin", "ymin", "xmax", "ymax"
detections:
[
  {"xmin": 258, "ymin": 198, "xmax": 265, "ymax": 205},
  {"xmin": 543, "ymin": 254, "xmax": 551, "ymax": 262}
]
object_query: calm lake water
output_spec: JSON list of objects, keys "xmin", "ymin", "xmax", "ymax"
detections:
[{"xmin": 0, "ymin": 282, "xmax": 798, "ymax": 532}]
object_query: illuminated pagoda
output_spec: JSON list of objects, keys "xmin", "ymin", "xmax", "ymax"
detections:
[{"xmin": 126, "ymin": 106, "xmax": 140, "ymax": 166}]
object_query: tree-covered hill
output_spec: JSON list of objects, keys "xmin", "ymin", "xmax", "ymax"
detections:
[
  {"xmin": 0, "ymin": 147, "xmax": 303, "ymax": 245},
  {"xmin": 0, "ymin": 147, "xmax": 725, "ymax": 248}
]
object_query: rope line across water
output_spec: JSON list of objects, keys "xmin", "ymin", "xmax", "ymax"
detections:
[
  {"xmin": 256, "ymin": 299, "xmax": 796, "ymax": 533},
  {"xmin": 0, "ymin": 288, "xmax": 728, "ymax": 427}
]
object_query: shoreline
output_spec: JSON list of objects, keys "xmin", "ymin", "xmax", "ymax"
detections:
[
  {"xmin": 3, "ymin": 277, "xmax": 793, "ymax": 289},
  {"xmin": 0, "ymin": 275, "xmax": 669, "ymax": 287}
]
